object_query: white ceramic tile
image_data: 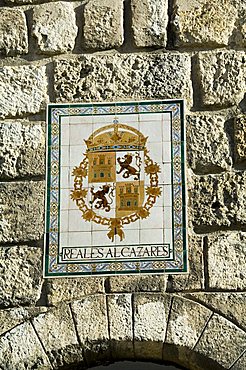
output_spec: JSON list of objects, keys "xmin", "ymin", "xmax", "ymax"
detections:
[
  {"xmin": 60, "ymin": 116, "xmax": 70, "ymax": 125},
  {"xmin": 139, "ymin": 206, "xmax": 163, "ymax": 229},
  {"xmin": 60, "ymin": 167, "xmax": 71, "ymax": 189},
  {"xmin": 139, "ymin": 113, "xmax": 163, "ymax": 122},
  {"xmin": 163, "ymin": 207, "xmax": 173, "ymax": 229},
  {"xmin": 69, "ymin": 115, "xmax": 93, "ymax": 125},
  {"xmin": 68, "ymin": 209, "xmax": 91, "ymax": 232},
  {"xmin": 162, "ymin": 118, "xmax": 171, "ymax": 142},
  {"xmin": 157, "ymin": 163, "xmax": 172, "ymax": 185},
  {"xmin": 162, "ymin": 142, "xmax": 172, "ymax": 163},
  {"xmin": 60, "ymin": 145, "xmax": 69, "ymax": 167},
  {"xmin": 70, "ymin": 123, "xmax": 93, "ymax": 146},
  {"xmin": 69, "ymin": 145, "xmax": 87, "ymax": 168},
  {"xmin": 92, "ymin": 230, "xmax": 117, "ymax": 247},
  {"xmin": 138, "ymin": 120, "xmax": 162, "ymax": 143},
  {"xmin": 59, "ymin": 232, "xmax": 69, "ymax": 247},
  {"xmin": 60, "ymin": 188, "xmax": 71, "ymax": 211},
  {"xmin": 60, "ymin": 210, "xmax": 69, "ymax": 232},
  {"xmin": 60, "ymin": 124, "xmax": 70, "ymax": 146},
  {"xmin": 115, "ymin": 229, "xmax": 140, "ymax": 246},
  {"xmin": 163, "ymin": 228, "xmax": 173, "ymax": 244},
  {"xmin": 140, "ymin": 228, "xmax": 163, "ymax": 244},
  {"xmin": 163, "ymin": 185, "xmax": 173, "ymax": 207},
  {"xmin": 146, "ymin": 142, "xmax": 162, "ymax": 163},
  {"xmin": 69, "ymin": 231, "xmax": 92, "ymax": 247}
]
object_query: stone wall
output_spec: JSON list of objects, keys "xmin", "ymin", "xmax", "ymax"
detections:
[{"xmin": 0, "ymin": 0, "xmax": 245, "ymax": 369}]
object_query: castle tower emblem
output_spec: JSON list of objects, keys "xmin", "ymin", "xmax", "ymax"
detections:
[{"xmin": 71, "ymin": 119, "xmax": 161, "ymax": 242}]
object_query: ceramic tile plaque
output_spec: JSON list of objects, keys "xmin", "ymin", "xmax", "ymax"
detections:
[{"xmin": 44, "ymin": 100, "xmax": 187, "ymax": 277}]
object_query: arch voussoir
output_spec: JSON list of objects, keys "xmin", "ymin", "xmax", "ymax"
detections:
[{"xmin": 31, "ymin": 303, "xmax": 84, "ymax": 369}]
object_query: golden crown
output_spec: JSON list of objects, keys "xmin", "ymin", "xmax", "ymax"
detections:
[{"xmin": 85, "ymin": 121, "xmax": 147, "ymax": 152}]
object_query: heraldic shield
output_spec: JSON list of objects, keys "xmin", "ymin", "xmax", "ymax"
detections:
[{"xmin": 71, "ymin": 119, "xmax": 161, "ymax": 242}]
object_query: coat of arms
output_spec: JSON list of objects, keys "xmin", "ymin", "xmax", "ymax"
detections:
[{"xmin": 71, "ymin": 119, "xmax": 161, "ymax": 242}]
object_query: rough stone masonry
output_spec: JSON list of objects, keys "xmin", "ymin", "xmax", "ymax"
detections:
[{"xmin": 0, "ymin": 0, "xmax": 245, "ymax": 369}]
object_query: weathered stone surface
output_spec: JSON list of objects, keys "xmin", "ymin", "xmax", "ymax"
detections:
[
  {"xmin": 84, "ymin": 0, "xmax": 123, "ymax": 50},
  {"xmin": 107, "ymin": 294, "xmax": 134, "ymax": 359},
  {"xmin": 0, "ymin": 8, "xmax": 28, "ymax": 56},
  {"xmin": 32, "ymin": 304, "xmax": 84, "ymax": 369},
  {"xmin": 234, "ymin": 115, "xmax": 246, "ymax": 165},
  {"xmin": 172, "ymin": 0, "xmax": 238, "ymax": 47},
  {"xmin": 54, "ymin": 53, "xmax": 192, "ymax": 106},
  {"xmin": 207, "ymin": 232, "xmax": 246, "ymax": 290},
  {"xmin": 187, "ymin": 114, "xmax": 231, "ymax": 174},
  {"xmin": 134, "ymin": 293, "xmax": 171, "ymax": 360},
  {"xmin": 32, "ymin": 2, "xmax": 77, "ymax": 54},
  {"xmin": 131, "ymin": 0, "xmax": 168, "ymax": 47},
  {"xmin": 46, "ymin": 277, "xmax": 104, "ymax": 306},
  {"xmin": 0, "ymin": 181, "xmax": 45, "ymax": 243},
  {"xmin": 164, "ymin": 296, "xmax": 212, "ymax": 367},
  {"xmin": 0, "ymin": 321, "xmax": 51, "ymax": 369},
  {"xmin": 191, "ymin": 172, "xmax": 246, "ymax": 232},
  {"xmin": 108, "ymin": 275, "xmax": 167, "ymax": 293},
  {"xmin": 167, "ymin": 234, "xmax": 204, "ymax": 292},
  {"xmin": 0, "ymin": 307, "xmax": 47, "ymax": 336},
  {"xmin": 71, "ymin": 295, "xmax": 109, "ymax": 364},
  {"xmin": 195, "ymin": 314, "xmax": 246, "ymax": 368},
  {"xmin": 185, "ymin": 293, "xmax": 246, "ymax": 330},
  {"xmin": 196, "ymin": 51, "xmax": 246, "ymax": 107},
  {"xmin": 0, "ymin": 246, "xmax": 43, "ymax": 307},
  {"xmin": 0, "ymin": 65, "xmax": 48, "ymax": 118},
  {"xmin": 0, "ymin": 120, "xmax": 45, "ymax": 179},
  {"xmin": 231, "ymin": 351, "xmax": 246, "ymax": 370}
]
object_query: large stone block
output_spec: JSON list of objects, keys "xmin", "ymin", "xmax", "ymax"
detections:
[
  {"xmin": 108, "ymin": 275, "xmax": 167, "ymax": 293},
  {"xmin": 191, "ymin": 172, "xmax": 246, "ymax": 232},
  {"xmin": 167, "ymin": 234, "xmax": 204, "ymax": 291},
  {"xmin": 0, "ymin": 322, "xmax": 51, "ymax": 369},
  {"xmin": 196, "ymin": 51, "xmax": 246, "ymax": 107},
  {"xmin": 207, "ymin": 232, "xmax": 246, "ymax": 290},
  {"xmin": 32, "ymin": 304, "xmax": 84, "ymax": 369},
  {"xmin": 107, "ymin": 294, "xmax": 134, "ymax": 359},
  {"xmin": 46, "ymin": 277, "xmax": 104, "ymax": 306},
  {"xmin": 32, "ymin": 2, "xmax": 77, "ymax": 54},
  {"xmin": 0, "ymin": 65, "xmax": 48, "ymax": 118},
  {"xmin": 186, "ymin": 114, "xmax": 231, "ymax": 174},
  {"xmin": 0, "ymin": 181, "xmax": 45, "ymax": 243},
  {"xmin": 0, "ymin": 246, "xmax": 42, "ymax": 306},
  {"xmin": 172, "ymin": 0, "xmax": 238, "ymax": 47},
  {"xmin": 231, "ymin": 352, "xmax": 246, "ymax": 370},
  {"xmin": 54, "ymin": 53, "xmax": 192, "ymax": 106},
  {"xmin": 185, "ymin": 292, "xmax": 246, "ymax": 330},
  {"xmin": 131, "ymin": 0, "xmax": 168, "ymax": 47},
  {"xmin": 164, "ymin": 296, "xmax": 212, "ymax": 367},
  {"xmin": 194, "ymin": 314, "xmax": 246, "ymax": 369},
  {"xmin": 83, "ymin": 0, "xmax": 123, "ymax": 50},
  {"xmin": 0, "ymin": 246, "xmax": 43, "ymax": 307},
  {"xmin": 0, "ymin": 307, "xmax": 47, "ymax": 336},
  {"xmin": 0, "ymin": 8, "xmax": 28, "ymax": 56},
  {"xmin": 0, "ymin": 120, "xmax": 45, "ymax": 179},
  {"xmin": 134, "ymin": 293, "xmax": 171, "ymax": 360},
  {"xmin": 71, "ymin": 295, "xmax": 109, "ymax": 365},
  {"xmin": 234, "ymin": 115, "xmax": 246, "ymax": 165}
]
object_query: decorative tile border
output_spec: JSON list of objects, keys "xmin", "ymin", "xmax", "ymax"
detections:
[{"xmin": 44, "ymin": 100, "xmax": 188, "ymax": 277}]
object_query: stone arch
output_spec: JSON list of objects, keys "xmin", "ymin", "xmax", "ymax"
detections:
[{"xmin": 0, "ymin": 294, "xmax": 245, "ymax": 370}]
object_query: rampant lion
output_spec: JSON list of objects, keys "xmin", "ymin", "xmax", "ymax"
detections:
[
  {"xmin": 117, "ymin": 154, "xmax": 140, "ymax": 180},
  {"xmin": 90, "ymin": 185, "xmax": 112, "ymax": 212}
]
